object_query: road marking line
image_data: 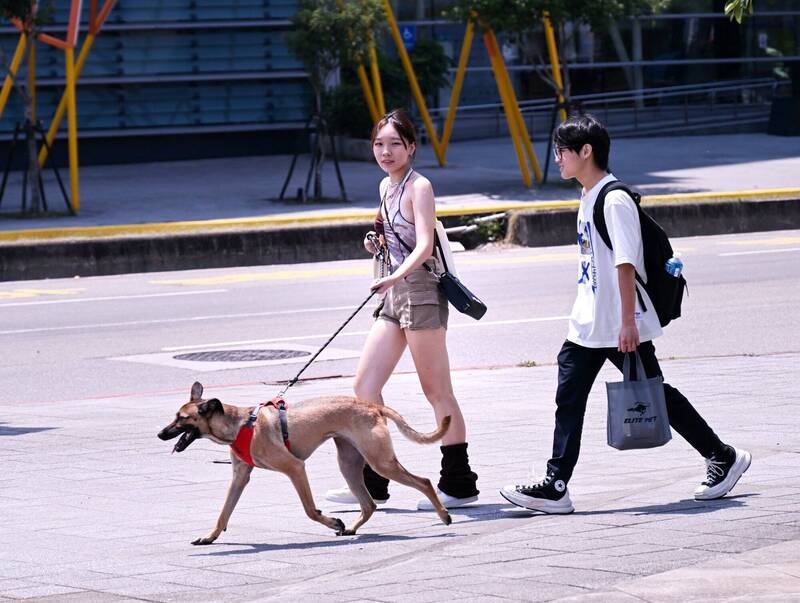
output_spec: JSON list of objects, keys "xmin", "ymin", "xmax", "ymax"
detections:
[
  {"xmin": 150, "ymin": 268, "xmax": 371, "ymax": 286},
  {"xmin": 0, "ymin": 305, "xmax": 357, "ymax": 336},
  {"xmin": 0, "ymin": 288, "xmax": 84, "ymax": 300},
  {"xmin": 720, "ymin": 237, "xmax": 800, "ymax": 247},
  {"xmin": 150, "ymin": 255, "xmax": 578, "ymax": 286},
  {"xmin": 161, "ymin": 315, "xmax": 570, "ymax": 351},
  {"xmin": 719, "ymin": 248, "xmax": 800, "ymax": 257},
  {"xmin": 0, "ymin": 289, "xmax": 227, "ymax": 308}
]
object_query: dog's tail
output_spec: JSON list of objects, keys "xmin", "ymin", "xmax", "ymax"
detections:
[{"xmin": 380, "ymin": 406, "xmax": 451, "ymax": 444}]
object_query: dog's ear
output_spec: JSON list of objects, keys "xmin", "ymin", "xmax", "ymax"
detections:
[
  {"xmin": 190, "ymin": 381, "xmax": 203, "ymax": 401},
  {"xmin": 197, "ymin": 398, "xmax": 222, "ymax": 417}
]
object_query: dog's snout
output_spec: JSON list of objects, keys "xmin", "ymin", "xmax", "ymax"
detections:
[{"xmin": 158, "ymin": 426, "xmax": 178, "ymax": 440}]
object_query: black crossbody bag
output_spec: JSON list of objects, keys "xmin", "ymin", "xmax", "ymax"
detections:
[{"xmin": 381, "ymin": 188, "xmax": 487, "ymax": 321}]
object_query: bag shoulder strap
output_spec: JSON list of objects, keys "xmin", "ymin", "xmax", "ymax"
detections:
[
  {"xmin": 380, "ymin": 170, "xmax": 447, "ymax": 276},
  {"xmin": 592, "ymin": 180, "xmax": 648, "ymax": 311},
  {"xmin": 380, "ymin": 169, "xmax": 416, "ymax": 255},
  {"xmin": 592, "ymin": 180, "xmax": 641, "ymax": 252}
]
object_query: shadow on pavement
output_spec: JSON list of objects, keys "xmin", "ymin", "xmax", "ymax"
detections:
[
  {"xmin": 193, "ymin": 532, "xmax": 455, "ymax": 556},
  {"xmin": 333, "ymin": 503, "xmax": 522, "ymax": 523},
  {"xmin": 0, "ymin": 422, "xmax": 57, "ymax": 436},
  {"xmin": 577, "ymin": 494, "xmax": 758, "ymax": 516}
]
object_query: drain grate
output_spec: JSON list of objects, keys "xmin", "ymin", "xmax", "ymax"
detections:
[{"xmin": 174, "ymin": 349, "xmax": 310, "ymax": 362}]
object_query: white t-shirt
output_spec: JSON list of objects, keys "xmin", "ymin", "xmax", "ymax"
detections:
[{"xmin": 566, "ymin": 173, "xmax": 663, "ymax": 348}]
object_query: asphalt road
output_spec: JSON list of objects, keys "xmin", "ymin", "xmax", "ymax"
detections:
[{"xmin": 2, "ymin": 229, "xmax": 798, "ymax": 406}]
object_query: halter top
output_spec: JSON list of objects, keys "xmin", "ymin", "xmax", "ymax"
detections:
[{"xmin": 380, "ymin": 169, "xmax": 416, "ymax": 271}]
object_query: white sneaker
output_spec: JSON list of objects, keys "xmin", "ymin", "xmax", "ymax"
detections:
[
  {"xmin": 417, "ymin": 489, "xmax": 479, "ymax": 510},
  {"xmin": 325, "ymin": 486, "xmax": 388, "ymax": 505},
  {"xmin": 694, "ymin": 447, "xmax": 752, "ymax": 501},
  {"xmin": 499, "ymin": 472, "xmax": 574, "ymax": 514}
]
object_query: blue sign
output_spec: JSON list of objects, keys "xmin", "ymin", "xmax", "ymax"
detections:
[{"xmin": 400, "ymin": 25, "xmax": 416, "ymax": 51}]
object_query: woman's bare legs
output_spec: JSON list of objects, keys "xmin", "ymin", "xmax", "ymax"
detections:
[
  {"xmin": 327, "ymin": 318, "xmax": 407, "ymax": 504},
  {"xmin": 353, "ymin": 318, "xmax": 407, "ymax": 404},
  {"xmin": 405, "ymin": 326, "xmax": 465, "ymax": 445},
  {"xmin": 406, "ymin": 326, "xmax": 479, "ymax": 505}
]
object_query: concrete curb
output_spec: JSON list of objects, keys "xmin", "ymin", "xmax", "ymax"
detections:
[
  {"xmin": 507, "ymin": 197, "xmax": 800, "ymax": 248},
  {"xmin": 0, "ymin": 221, "xmax": 370, "ymax": 281},
  {"xmin": 1, "ymin": 196, "xmax": 798, "ymax": 282},
  {"xmin": 2, "ymin": 187, "xmax": 798, "ymax": 243}
]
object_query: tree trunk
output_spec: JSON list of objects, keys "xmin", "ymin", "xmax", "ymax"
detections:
[
  {"xmin": 608, "ymin": 20, "xmax": 636, "ymax": 95},
  {"xmin": 314, "ymin": 89, "xmax": 324, "ymax": 200},
  {"xmin": 558, "ymin": 24, "xmax": 572, "ymax": 102},
  {"xmin": 24, "ymin": 116, "xmax": 42, "ymax": 212}
]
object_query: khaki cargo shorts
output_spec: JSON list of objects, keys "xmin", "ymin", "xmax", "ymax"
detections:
[{"xmin": 376, "ymin": 262, "xmax": 448, "ymax": 330}]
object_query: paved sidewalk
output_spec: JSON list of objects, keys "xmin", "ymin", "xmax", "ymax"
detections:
[
  {"xmin": 2, "ymin": 352, "xmax": 798, "ymax": 601},
  {"xmin": 0, "ymin": 133, "xmax": 798, "ymax": 236}
]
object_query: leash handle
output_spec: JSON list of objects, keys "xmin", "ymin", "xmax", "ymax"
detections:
[{"xmin": 279, "ymin": 289, "xmax": 377, "ymax": 396}]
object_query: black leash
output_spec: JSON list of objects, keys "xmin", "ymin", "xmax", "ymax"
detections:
[{"xmin": 277, "ymin": 238, "xmax": 385, "ymax": 397}]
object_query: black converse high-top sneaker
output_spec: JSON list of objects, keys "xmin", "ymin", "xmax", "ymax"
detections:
[
  {"xmin": 500, "ymin": 472, "xmax": 574, "ymax": 514},
  {"xmin": 694, "ymin": 445, "xmax": 752, "ymax": 501}
]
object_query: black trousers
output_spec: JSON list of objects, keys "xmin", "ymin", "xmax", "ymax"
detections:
[{"xmin": 547, "ymin": 339, "xmax": 724, "ymax": 484}]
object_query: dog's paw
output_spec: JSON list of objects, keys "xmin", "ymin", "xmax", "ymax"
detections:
[
  {"xmin": 443, "ymin": 513, "xmax": 452, "ymax": 526},
  {"xmin": 191, "ymin": 536, "xmax": 217, "ymax": 545},
  {"xmin": 336, "ymin": 528, "xmax": 357, "ymax": 536},
  {"xmin": 332, "ymin": 517, "xmax": 345, "ymax": 532}
]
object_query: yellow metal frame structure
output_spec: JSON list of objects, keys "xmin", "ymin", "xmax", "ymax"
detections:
[
  {"xmin": 0, "ymin": 1, "xmax": 117, "ymax": 214},
  {"xmin": 361, "ymin": 3, "xmax": 554, "ymax": 186}
]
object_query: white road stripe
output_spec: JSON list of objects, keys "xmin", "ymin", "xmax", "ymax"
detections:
[
  {"xmin": 719, "ymin": 248, "xmax": 800, "ymax": 257},
  {"xmin": 161, "ymin": 315, "xmax": 570, "ymax": 351},
  {"xmin": 0, "ymin": 289, "xmax": 227, "ymax": 308},
  {"xmin": 0, "ymin": 305, "xmax": 356, "ymax": 336}
]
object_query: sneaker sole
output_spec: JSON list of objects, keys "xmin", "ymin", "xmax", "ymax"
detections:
[
  {"xmin": 499, "ymin": 489, "xmax": 574, "ymax": 514},
  {"xmin": 325, "ymin": 496, "xmax": 388, "ymax": 505},
  {"xmin": 417, "ymin": 494, "xmax": 479, "ymax": 511},
  {"xmin": 694, "ymin": 450, "xmax": 752, "ymax": 501}
]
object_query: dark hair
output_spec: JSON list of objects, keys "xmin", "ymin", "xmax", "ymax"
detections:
[
  {"xmin": 553, "ymin": 113, "xmax": 610, "ymax": 171},
  {"xmin": 370, "ymin": 109, "xmax": 417, "ymax": 155}
]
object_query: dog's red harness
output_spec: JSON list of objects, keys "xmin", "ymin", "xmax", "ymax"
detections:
[{"xmin": 230, "ymin": 396, "xmax": 290, "ymax": 467}]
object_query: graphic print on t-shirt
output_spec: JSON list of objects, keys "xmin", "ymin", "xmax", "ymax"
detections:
[{"xmin": 577, "ymin": 219, "xmax": 597, "ymax": 293}]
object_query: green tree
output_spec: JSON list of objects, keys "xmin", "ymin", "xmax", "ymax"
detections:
[
  {"xmin": 325, "ymin": 40, "xmax": 451, "ymax": 139},
  {"xmin": 724, "ymin": 0, "xmax": 753, "ymax": 23},
  {"xmin": 287, "ymin": 0, "xmax": 385, "ymax": 117},
  {"xmin": 285, "ymin": 0, "xmax": 384, "ymax": 198},
  {"xmin": 446, "ymin": 1, "xmax": 668, "ymax": 106},
  {"xmin": 447, "ymin": 0, "xmax": 667, "ymax": 33},
  {"xmin": 1, "ymin": 0, "xmax": 54, "ymax": 213}
]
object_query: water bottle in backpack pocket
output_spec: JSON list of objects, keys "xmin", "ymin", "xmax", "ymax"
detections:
[{"xmin": 593, "ymin": 181, "xmax": 686, "ymax": 327}]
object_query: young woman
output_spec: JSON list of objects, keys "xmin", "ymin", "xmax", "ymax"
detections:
[{"xmin": 325, "ymin": 109, "xmax": 479, "ymax": 509}]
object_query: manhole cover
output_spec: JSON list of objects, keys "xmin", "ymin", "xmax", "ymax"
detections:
[{"xmin": 174, "ymin": 349, "xmax": 311, "ymax": 362}]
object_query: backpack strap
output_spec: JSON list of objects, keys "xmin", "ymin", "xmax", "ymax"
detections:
[
  {"xmin": 592, "ymin": 180, "xmax": 648, "ymax": 311},
  {"xmin": 592, "ymin": 180, "xmax": 641, "ymax": 251}
]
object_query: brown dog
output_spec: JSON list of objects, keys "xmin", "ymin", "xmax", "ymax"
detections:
[{"xmin": 157, "ymin": 382, "xmax": 452, "ymax": 544}]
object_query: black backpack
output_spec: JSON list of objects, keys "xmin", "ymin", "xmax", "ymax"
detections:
[{"xmin": 592, "ymin": 181, "xmax": 686, "ymax": 327}]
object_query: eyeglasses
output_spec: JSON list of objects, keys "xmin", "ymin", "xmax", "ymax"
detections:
[{"xmin": 553, "ymin": 146, "xmax": 572, "ymax": 160}]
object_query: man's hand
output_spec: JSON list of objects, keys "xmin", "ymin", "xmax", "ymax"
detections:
[
  {"xmin": 370, "ymin": 274, "xmax": 398, "ymax": 295},
  {"xmin": 618, "ymin": 321, "xmax": 640, "ymax": 353},
  {"xmin": 616, "ymin": 263, "xmax": 639, "ymax": 353}
]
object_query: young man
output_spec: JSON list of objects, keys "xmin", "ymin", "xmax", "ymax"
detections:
[{"xmin": 500, "ymin": 114, "xmax": 751, "ymax": 514}]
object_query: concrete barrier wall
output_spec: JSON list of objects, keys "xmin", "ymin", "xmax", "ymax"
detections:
[
  {"xmin": 1, "ymin": 199, "xmax": 797, "ymax": 282},
  {"xmin": 507, "ymin": 199, "xmax": 800, "ymax": 247},
  {"xmin": 0, "ymin": 222, "xmax": 371, "ymax": 282}
]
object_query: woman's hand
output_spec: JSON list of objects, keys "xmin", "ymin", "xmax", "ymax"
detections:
[
  {"xmin": 370, "ymin": 274, "xmax": 398, "ymax": 295},
  {"xmin": 364, "ymin": 231, "xmax": 378, "ymax": 254}
]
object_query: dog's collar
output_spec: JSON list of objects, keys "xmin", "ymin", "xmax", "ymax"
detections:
[{"xmin": 230, "ymin": 396, "xmax": 291, "ymax": 467}]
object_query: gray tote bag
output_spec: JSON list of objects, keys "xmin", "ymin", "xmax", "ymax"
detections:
[{"xmin": 606, "ymin": 352, "xmax": 672, "ymax": 450}]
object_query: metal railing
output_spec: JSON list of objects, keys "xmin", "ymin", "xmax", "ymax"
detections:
[{"xmin": 425, "ymin": 78, "xmax": 790, "ymax": 139}]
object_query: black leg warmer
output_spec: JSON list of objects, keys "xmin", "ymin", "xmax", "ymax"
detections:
[
  {"xmin": 438, "ymin": 443, "xmax": 479, "ymax": 498},
  {"xmin": 363, "ymin": 464, "xmax": 390, "ymax": 500}
]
